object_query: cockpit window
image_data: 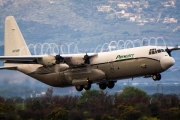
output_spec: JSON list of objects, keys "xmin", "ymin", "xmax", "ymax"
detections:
[
  {"xmin": 157, "ymin": 49, "xmax": 161, "ymax": 53},
  {"xmin": 161, "ymin": 49, "xmax": 165, "ymax": 52},
  {"xmin": 149, "ymin": 49, "xmax": 157, "ymax": 55},
  {"xmin": 150, "ymin": 49, "xmax": 166, "ymax": 55}
]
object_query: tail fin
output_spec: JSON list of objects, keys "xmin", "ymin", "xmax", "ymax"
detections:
[{"xmin": 4, "ymin": 16, "xmax": 31, "ymax": 56}]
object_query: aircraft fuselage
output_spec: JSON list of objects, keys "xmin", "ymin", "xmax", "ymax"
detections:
[
  {"xmin": 0, "ymin": 16, "xmax": 176, "ymax": 91},
  {"xmin": 16, "ymin": 46, "xmax": 174, "ymax": 88}
]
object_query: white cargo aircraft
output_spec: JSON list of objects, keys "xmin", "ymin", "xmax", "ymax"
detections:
[{"xmin": 0, "ymin": 16, "xmax": 179, "ymax": 91}]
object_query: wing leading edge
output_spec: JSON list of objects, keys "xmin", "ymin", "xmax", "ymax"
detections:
[{"xmin": 0, "ymin": 53, "xmax": 98, "ymax": 65}]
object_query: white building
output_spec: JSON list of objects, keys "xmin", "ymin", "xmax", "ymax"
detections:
[
  {"xmin": 97, "ymin": 5, "xmax": 112, "ymax": 12},
  {"xmin": 117, "ymin": 4, "xmax": 127, "ymax": 9}
]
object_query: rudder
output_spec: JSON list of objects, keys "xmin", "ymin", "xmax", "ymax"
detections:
[{"xmin": 4, "ymin": 16, "xmax": 31, "ymax": 56}]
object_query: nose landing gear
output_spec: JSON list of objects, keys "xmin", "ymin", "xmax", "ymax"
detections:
[{"xmin": 152, "ymin": 73, "xmax": 161, "ymax": 81}]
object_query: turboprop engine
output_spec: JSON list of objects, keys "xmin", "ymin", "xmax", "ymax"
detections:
[
  {"xmin": 35, "ymin": 55, "xmax": 69, "ymax": 73},
  {"xmin": 33, "ymin": 63, "xmax": 69, "ymax": 74},
  {"xmin": 66, "ymin": 56, "xmax": 85, "ymax": 66},
  {"xmin": 65, "ymin": 53, "xmax": 92, "ymax": 66},
  {"xmin": 38, "ymin": 55, "xmax": 56, "ymax": 66},
  {"xmin": 54, "ymin": 64, "xmax": 69, "ymax": 72}
]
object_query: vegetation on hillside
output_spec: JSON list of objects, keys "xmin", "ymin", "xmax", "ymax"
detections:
[
  {"xmin": 0, "ymin": 86, "xmax": 179, "ymax": 120},
  {"xmin": 0, "ymin": 0, "xmax": 180, "ymax": 45}
]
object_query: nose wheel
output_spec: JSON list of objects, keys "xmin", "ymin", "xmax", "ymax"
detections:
[{"xmin": 152, "ymin": 73, "xmax": 161, "ymax": 81}]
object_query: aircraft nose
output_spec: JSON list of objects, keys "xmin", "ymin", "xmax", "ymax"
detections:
[{"xmin": 160, "ymin": 56, "xmax": 175, "ymax": 70}]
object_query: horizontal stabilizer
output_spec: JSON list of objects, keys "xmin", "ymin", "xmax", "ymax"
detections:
[
  {"xmin": 0, "ymin": 66, "xmax": 17, "ymax": 70},
  {"xmin": 0, "ymin": 55, "xmax": 43, "ymax": 60}
]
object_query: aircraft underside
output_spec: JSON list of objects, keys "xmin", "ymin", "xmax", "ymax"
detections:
[{"xmin": 23, "ymin": 57, "xmax": 164, "ymax": 91}]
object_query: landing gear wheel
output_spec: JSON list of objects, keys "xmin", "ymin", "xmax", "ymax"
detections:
[
  {"xmin": 84, "ymin": 84, "xmax": 91, "ymax": 90},
  {"xmin": 107, "ymin": 82, "xmax": 115, "ymax": 89},
  {"xmin": 152, "ymin": 75, "xmax": 157, "ymax": 81},
  {"xmin": 157, "ymin": 73, "xmax": 161, "ymax": 80},
  {"xmin": 75, "ymin": 85, "xmax": 83, "ymax": 91},
  {"xmin": 152, "ymin": 73, "xmax": 161, "ymax": 81},
  {"xmin": 99, "ymin": 83, "xmax": 106, "ymax": 90}
]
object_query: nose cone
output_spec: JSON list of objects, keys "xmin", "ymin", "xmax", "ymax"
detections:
[{"xmin": 160, "ymin": 56, "xmax": 175, "ymax": 70}]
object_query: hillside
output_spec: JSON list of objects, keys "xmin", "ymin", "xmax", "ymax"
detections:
[
  {"xmin": 0, "ymin": 0, "xmax": 106, "ymax": 44},
  {"xmin": 0, "ymin": 0, "xmax": 180, "ymax": 47}
]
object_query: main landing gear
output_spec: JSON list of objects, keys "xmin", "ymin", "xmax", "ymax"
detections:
[
  {"xmin": 75, "ymin": 81, "xmax": 115, "ymax": 91},
  {"xmin": 152, "ymin": 73, "xmax": 161, "ymax": 81},
  {"xmin": 99, "ymin": 81, "xmax": 115, "ymax": 90},
  {"xmin": 75, "ymin": 83, "xmax": 92, "ymax": 91}
]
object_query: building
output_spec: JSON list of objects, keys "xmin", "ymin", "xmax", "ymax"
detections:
[{"xmin": 97, "ymin": 5, "xmax": 112, "ymax": 12}]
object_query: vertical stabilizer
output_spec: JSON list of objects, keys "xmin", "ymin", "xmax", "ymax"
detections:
[{"xmin": 4, "ymin": 16, "xmax": 31, "ymax": 56}]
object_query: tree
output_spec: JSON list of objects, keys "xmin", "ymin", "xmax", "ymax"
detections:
[
  {"xmin": 45, "ymin": 107, "xmax": 69, "ymax": 120},
  {"xmin": 101, "ymin": 114, "xmax": 115, "ymax": 120},
  {"xmin": 159, "ymin": 107, "xmax": 180, "ymax": 120},
  {"xmin": 117, "ymin": 104, "xmax": 143, "ymax": 120},
  {"xmin": 118, "ymin": 86, "xmax": 147, "ymax": 99},
  {"xmin": 138, "ymin": 116, "xmax": 158, "ymax": 120},
  {"xmin": 46, "ymin": 87, "xmax": 53, "ymax": 98},
  {"xmin": 79, "ymin": 90, "xmax": 106, "ymax": 103},
  {"xmin": 78, "ymin": 90, "xmax": 113, "ymax": 119},
  {"xmin": 0, "ymin": 103, "xmax": 16, "ymax": 119}
]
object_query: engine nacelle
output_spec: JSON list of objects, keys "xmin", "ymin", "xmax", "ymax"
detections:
[
  {"xmin": 32, "ymin": 63, "xmax": 69, "ymax": 74},
  {"xmin": 38, "ymin": 56, "xmax": 56, "ymax": 66},
  {"xmin": 71, "ymin": 57, "xmax": 84, "ymax": 66},
  {"xmin": 55, "ymin": 64, "xmax": 69, "ymax": 72},
  {"xmin": 65, "ymin": 56, "xmax": 85, "ymax": 66}
]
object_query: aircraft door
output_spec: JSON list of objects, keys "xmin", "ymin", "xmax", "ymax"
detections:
[{"xmin": 109, "ymin": 62, "xmax": 115, "ymax": 73}]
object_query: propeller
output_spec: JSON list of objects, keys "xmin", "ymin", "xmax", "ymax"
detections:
[
  {"xmin": 55, "ymin": 44, "xmax": 65, "ymax": 64},
  {"xmin": 165, "ymin": 46, "xmax": 172, "ymax": 56},
  {"xmin": 165, "ymin": 45, "xmax": 179, "ymax": 57},
  {"xmin": 55, "ymin": 54, "xmax": 64, "ymax": 64},
  {"xmin": 83, "ymin": 53, "xmax": 91, "ymax": 64}
]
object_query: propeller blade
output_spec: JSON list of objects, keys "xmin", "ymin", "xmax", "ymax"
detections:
[
  {"xmin": 165, "ymin": 46, "xmax": 172, "ymax": 56},
  {"xmin": 83, "ymin": 53, "xmax": 91, "ymax": 64},
  {"xmin": 54, "ymin": 64, "xmax": 59, "ymax": 73},
  {"xmin": 55, "ymin": 55, "xmax": 64, "ymax": 64},
  {"xmin": 54, "ymin": 64, "xmax": 69, "ymax": 73},
  {"xmin": 165, "ymin": 45, "xmax": 180, "ymax": 57}
]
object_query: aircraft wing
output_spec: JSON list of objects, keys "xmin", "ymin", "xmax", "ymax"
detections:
[
  {"xmin": 0, "ymin": 55, "xmax": 44, "ymax": 60},
  {"xmin": 0, "ymin": 53, "xmax": 98, "ymax": 66},
  {"xmin": 0, "ymin": 53, "xmax": 97, "ymax": 60},
  {"xmin": 0, "ymin": 66, "xmax": 17, "ymax": 70}
]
